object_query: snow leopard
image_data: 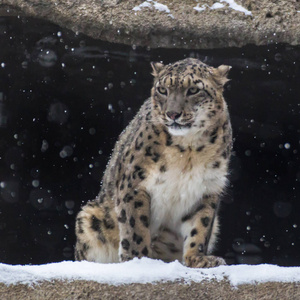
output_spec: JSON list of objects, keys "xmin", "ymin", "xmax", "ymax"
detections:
[{"xmin": 75, "ymin": 58, "xmax": 232, "ymax": 268}]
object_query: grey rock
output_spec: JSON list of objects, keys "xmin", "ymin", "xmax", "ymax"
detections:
[{"xmin": 1, "ymin": 0, "xmax": 300, "ymax": 49}]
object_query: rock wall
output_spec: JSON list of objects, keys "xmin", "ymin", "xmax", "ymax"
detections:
[
  {"xmin": 2, "ymin": 0, "xmax": 300, "ymax": 49},
  {"xmin": 1, "ymin": 280, "xmax": 300, "ymax": 300}
]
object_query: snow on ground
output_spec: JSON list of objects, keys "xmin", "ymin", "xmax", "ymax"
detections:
[
  {"xmin": 133, "ymin": 0, "xmax": 174, "ymax": 18},
  {"xmin": 0, "ymin": 258, "xmax": 300, "ymax": 287},
  {"xmin": 194, "ymin": 0, "xmax": 252, "ymax": 16}
]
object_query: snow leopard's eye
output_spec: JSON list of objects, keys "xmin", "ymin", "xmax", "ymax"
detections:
[
  {"xmin": 157, "ymin": 86, "xmax": 168, "ymax": 96},
  {"xmin": 187, "ymin": 87, "xmax": 200, "ymax": 96}
]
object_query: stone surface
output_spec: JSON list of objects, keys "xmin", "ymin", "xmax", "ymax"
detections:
[
  {"xmin": 1, "ymin": 280, "xmax": 300, "ymax": 299},
  {"xmin": 1, "ymin": 0, "xmax": 300, "ymax": 49}
]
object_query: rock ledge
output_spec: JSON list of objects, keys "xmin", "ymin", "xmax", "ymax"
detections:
[{"xmin": 2, "ymin": 0, "xmax": 300, "ymax": 49}]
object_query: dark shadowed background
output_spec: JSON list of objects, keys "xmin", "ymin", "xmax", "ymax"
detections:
[{"xmin": 0, "ymin": 17, "xmax": 299, "ymax": 266}]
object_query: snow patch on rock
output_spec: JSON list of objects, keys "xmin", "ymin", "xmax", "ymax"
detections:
[
  {"xmin": 133, "ymin": 0, "xmax": 174, "ymax": 18},
  {"xmin": 194, "ymin": 0, "xmax": 252, "ymax": 16},
  {"xmin": 211, "ymin": 3, "xmax": 225, "ymax": 9}
]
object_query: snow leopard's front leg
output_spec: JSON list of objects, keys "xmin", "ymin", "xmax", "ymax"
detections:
[
  {"xmin": 116, "ymin": 187, "xmax": 152, "ymax": 261},
  {"xmin": 181, "ymin": 194, "xmax": 226, "ymax": 268}
]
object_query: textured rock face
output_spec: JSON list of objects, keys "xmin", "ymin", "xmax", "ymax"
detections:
[
  {"xmin": 2, "ymin": 0, "xmax": 300, "ymax": 49},
  {"xmin": 1, "ymin": 280, "xmax": 300, "ymax": 299}
]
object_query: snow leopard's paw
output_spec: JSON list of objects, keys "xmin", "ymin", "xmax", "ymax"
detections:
[{"xmin": 185, "ymin": 255, "xmax": 226, "ymax": 268}]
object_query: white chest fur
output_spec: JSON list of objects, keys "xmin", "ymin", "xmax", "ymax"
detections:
[{"xmin": 142, "ymin": 152, "xmax": 227, "ymax": 236}]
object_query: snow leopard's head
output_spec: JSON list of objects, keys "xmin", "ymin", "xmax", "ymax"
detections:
[{"xmin": 151, "ymin": 58, "xmax": 231, "ymax": 136}]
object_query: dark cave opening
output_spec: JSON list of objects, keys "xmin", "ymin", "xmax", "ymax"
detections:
[{"xmin": 0, "ymin": 17, "xmax": 299, "ymax": 266}]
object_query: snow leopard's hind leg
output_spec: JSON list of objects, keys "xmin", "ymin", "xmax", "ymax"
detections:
[{"xmin": 75, "ymin": 200, "xmax": 119, "ymax": 263}]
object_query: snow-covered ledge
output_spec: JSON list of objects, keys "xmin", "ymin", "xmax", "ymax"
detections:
[
  {"xmin": 1, "ymin": 0, "xmax": 300, "ymax": 49},
  {"xmin": 1, "ymin": 259, "xmax": 300, "ymax": 299}
]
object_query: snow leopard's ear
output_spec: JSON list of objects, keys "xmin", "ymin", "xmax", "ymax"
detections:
[
  {"xmin": 151, "ymin": 62, "xmax": 164, "ymax": 77},
  {"xmin": 211, "ymin": 65, "xmax": 232, "ymax": 87}
]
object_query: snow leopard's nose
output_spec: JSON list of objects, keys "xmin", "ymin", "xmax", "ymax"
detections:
[{"xmin": 166, "ymin": 111, "xmax": 182, "ymax": 120}]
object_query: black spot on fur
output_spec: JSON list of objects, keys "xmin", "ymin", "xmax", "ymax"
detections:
[
  {"xmin": 140, "ymin": 215, "xmax": 149, "ymax": 227},
  {"xmin": 124, "ymin": 193, "xmax": 133, "ymax": 203},
  {"xmin": 91, "ymin": 215, "xmax": 101, "ymax": 232},
  {"xmin": 191, "ymin": 228, "xmax": 198, "ymax": 237},
  {"xmin": 141, "ymin": 247, "xmax": 149, "ymax": 256},
  {"xmin": 134, "ymin": 201, "xmax": 143, "ymax": 208},
  {"xmin": 121, "ymin": 239, "xmax": 130, "ymax": 250},
  {"xmin": 76, "ymin": 250, "xmax": 85, "ymax": 261},
  {"xmin": 210, "ymin": 202, "xmax": 217, "ymax": 209},
  {"xmin": 138, "ymin": 170, "xmax": 146, "ymax": 180},
  {"xmin": 118, "ymin": 209, "xmax": 127, "ymax": 223},
  {"xmin": 133, "ymin": 233, "xmax": 143, "ymax": 245},
  {"xmin": 176, "ymin": 145, "xmax": 185, "ymax": 152},
  {"xmin": 182, "ymin": 204, "xmax": 205, "ymax": 222},
  {"xmin": 130, "ymin": 155, "xmax": 135, "ymax": 164},
  {"xmin": 190, "ymin": 242, "xmax": 196, "ymax": 248},
  {"xmin": 148, "ymin": 135, "xmax": 152, "ymax": 140},
  {"xmin": 222, "ymin": 120, "xmax": 229, "ymax": 130},
  {"xmin": 91, "ymin": 216, "xmax": 106, "ymax": 243},
  {"xmin": 208, "ymin": 110, "xmax": 216, "ymax": 118},
  {"xmin": 130, "ymin": 216, "xmax": 135, "ymax": 228},
  {"xmin": 152, "ymin": 124, "xmax": 161, "ymax": 136},
  {"xmin": 146, "ymin": 112, "xmax": 152, "ymax": 121},
  {"xmin": 201, "ymin": 217, "xmax": 210, "ymax": 227},
  {"xmin": 152, "ymin": 153, "xmax": 160, "ymax": 163},
  {"xmin": 212, "ymin": 161, "xmax": 220, "ymax": 168},
  {"xmin": 132, "ymin": 250, "xmax": 139, "ymax": 256},
  {"xmin": 134, "ymin": 165, "xmax": 142, "ymax": 172},
  {"xmin": 196, "ymin": 145, "xmax": 205, "ymax": 152},
  {"xmin": 135, "ymin": 139, "xmax": 144, "ymax": 151},
  {"xmin": 120, "ymin": 184, "xmax": 124, "ymax": 191},
  {"xmin": 160, "ymin": 165, "xmax": 167, "ymax": 173},
  {"xmin": 121, "ymin": 174, "xmax": 126, "ymax": 182},
  {"xmin": 164, "ymin": 130, "xmax": 173, "ymax": 146},
  {"xmin": 210, "ymin": 127, "xmax": 219, "ymax": 144},
  {"xmin": 104, "ymin": 218, "xmax": 115, "ymax": 229},
  {"xmin": 83, "ymin": 243, "xmax": 89, "ymax": 252},
  {"xmin": 76, "ymin": 217, "xmax": 84, "ymax": 234},
  {"xmin": 145, "ymin": 146, "xmax": 152, "ymax": 156}
]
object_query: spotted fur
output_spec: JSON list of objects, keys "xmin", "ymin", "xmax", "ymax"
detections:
[{"xmin": 75, "ymin": 58, "xmax": 232, "ymax": 268}]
